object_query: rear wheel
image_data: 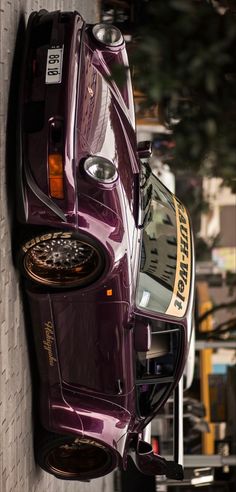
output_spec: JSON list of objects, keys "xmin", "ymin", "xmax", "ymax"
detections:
[
  {"xmin": 35, "ymin": 430, "xmax": 117, "ymax": 480},
  {"xmin": 18, "ymin": 231, "xmax": 105, "ymax": 288}
]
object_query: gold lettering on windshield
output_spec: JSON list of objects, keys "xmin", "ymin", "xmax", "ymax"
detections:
[
  {"xmin": 166, "ymin": 198, "xmax": 191, "ymax": 317},
  {"xmin": 43, "ymin": 321, "xmax": 57, "ymax": 367}
]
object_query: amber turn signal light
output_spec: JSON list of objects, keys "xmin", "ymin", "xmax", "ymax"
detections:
[{"xmin": 48, "ymin": 153, "xmax": 64, "ymax": 199}]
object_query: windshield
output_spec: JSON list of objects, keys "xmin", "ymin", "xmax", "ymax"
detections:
[{"xmin": 136, "ymin": 165, "xmax": 191, "ymax": 318}]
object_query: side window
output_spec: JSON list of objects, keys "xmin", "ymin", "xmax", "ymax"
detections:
[
  {"xmin": 137, "ymin": 383, "xmax": 168, "ymax": 417},
  {"xmin": 136, "ymin": 332, "xmax": 175, "ymax": 380},
  {"xmin": 136, "ymin": 320, "xmax": 182, "ymax": 417}
]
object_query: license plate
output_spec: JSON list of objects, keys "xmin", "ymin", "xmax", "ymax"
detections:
[{"xmin": 45, "ymin": 47, "xmax": 64, "ymax": 84}]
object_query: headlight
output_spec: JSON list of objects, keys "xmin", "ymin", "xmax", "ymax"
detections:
[
  {"xmin": 84, "ymin": 156, "xmax": 118, "ymax": 183},
  {"xmin": 92, "ymin": 24, "xmax": 123, "ymax": 47}
]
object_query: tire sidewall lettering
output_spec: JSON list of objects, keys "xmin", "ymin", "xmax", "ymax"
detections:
[
  {"xmin": 22, "ymin": 232, "xmax": 73, "ymax": 253},
  {"xmin": 75, "ymin": 437, "xmax": 106, "ymax": 450}
]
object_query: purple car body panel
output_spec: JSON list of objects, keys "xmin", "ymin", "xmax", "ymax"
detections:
[{"xmin": 17, "ymin": 9, "xmax": 194, "ymax": 481}]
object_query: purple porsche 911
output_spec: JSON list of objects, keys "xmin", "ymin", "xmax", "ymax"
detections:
[{"xmin": 16, "ymin": 9, "xmax": 195, "ymax": 482}]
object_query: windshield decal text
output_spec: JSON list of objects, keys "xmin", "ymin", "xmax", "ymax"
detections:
[{"xmin": 166, "ymin": 198, "xmax": 191, "ymax": 317}]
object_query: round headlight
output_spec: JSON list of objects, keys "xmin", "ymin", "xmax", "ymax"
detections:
[
  {"xmin": 92, "ymin": 24, "xmax": 123, "ymax": 47},
  {"xmin": 84, "ymin": 157, "xmax": 118, "ymax": 183}
]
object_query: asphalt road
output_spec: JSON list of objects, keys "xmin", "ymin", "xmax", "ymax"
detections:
[{"xmin": 0, "ymin": 1, "xmax": 114, "ymax": 491}]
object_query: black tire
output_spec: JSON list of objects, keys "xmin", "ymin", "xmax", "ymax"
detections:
[
  {"xmin": 18, "ymin": 230, "xmax": 105, "ymax": 289},
  {"xmin": 35, "ymin": 429, "xmax": 117, "ymax": 480}
]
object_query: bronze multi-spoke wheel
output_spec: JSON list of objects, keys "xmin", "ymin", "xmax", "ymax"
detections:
[
  {"xmin": 19, "ymin": 231, "xmax": 105, "ymax": 288},
  {"xmin": 35, "ymin": 430, "xmax": 116, "ymax": 480}
]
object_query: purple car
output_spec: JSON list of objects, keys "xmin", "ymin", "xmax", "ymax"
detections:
[{"xmin": 17, "ymin": 10, "xmax": 195, "ymax": 482}]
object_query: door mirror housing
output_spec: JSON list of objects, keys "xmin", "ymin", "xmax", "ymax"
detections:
[{"xmin": 134, "ymin": 320, "xmax": 151, "ymax": 352}]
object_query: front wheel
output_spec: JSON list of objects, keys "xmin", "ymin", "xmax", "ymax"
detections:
[
  {"xmin": 18, "ymin": 230, "xmax": 105, "ymax": 288},
  {"xmin": 35, "ymin": 430, "xmax": 117, "ymax": 480}
]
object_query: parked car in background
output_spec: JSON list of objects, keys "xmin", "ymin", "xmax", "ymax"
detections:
[{"xmin": 16, "ymin": 9, "xmax": 195, "ymax": 482}]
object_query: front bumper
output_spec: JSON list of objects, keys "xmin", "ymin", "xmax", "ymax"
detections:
[{"xmin": 18, "ymin": 10, "xmax": 84, "ymax": 226}]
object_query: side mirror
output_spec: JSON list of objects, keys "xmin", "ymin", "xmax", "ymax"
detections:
[
  {"xmin": 133, "ymin": 440, "xmax": 184, "ymax": 480},
  {"xmin": 134, "ymin": 320, "xmax": 151, "ymax": 352},
  {"xmin": 137, "ymin": 141, "xmax": 152, "ymax": 159}
]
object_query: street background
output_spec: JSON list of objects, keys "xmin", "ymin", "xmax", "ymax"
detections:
[{"xmin": 0, "ymin": 1, "xmax": 115, "ymax": 491}]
